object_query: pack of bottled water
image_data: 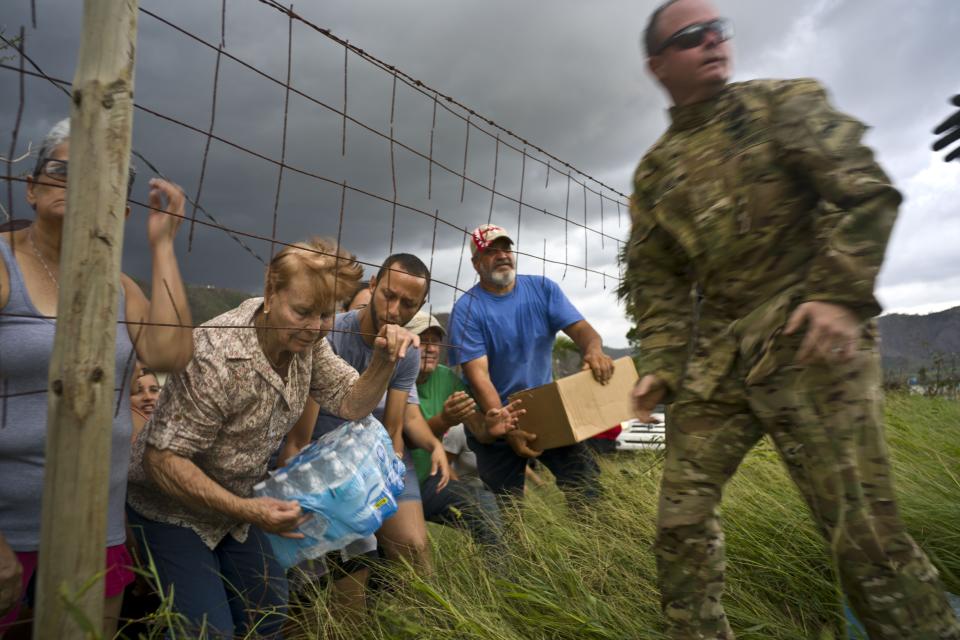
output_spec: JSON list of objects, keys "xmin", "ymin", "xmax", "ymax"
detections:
[{"xmin": 253, "ymin": 416, "xmax": 406, "ymax": 567}]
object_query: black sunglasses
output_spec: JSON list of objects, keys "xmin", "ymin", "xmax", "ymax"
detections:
[
  {"xmin": 655, "ymin": 18, "xmax": 733, "ymax": 55},
  {"xmin": 34, "ymin": 157, "xmax": 137, "ymax": 193}
]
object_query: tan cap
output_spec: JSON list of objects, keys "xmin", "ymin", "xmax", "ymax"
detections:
[
  {"xmin": 469, "ymin": 224, "xmax": 513, "ymax": 257},
  {"xmin": 405, "ymin": 310, "xmax": 446, "ymax": 336}
]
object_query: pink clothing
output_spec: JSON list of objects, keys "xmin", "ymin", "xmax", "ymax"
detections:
[{"xmin": 0, "ymin": 544, "xmax": 134, "ymax": 629}]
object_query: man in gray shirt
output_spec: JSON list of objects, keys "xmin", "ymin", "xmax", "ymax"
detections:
[{"xmin": 291, "ymin": 253, "xmax": 449, "ymax": 574}]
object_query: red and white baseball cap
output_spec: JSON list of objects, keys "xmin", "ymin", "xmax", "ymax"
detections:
[{"xmin": 469, "ymin": 224, "xmax": 514, "ymax": 257}]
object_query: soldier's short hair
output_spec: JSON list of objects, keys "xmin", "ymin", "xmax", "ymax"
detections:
[{"xmin": 643, "ymin": 0, "xmax": 683, "ymax": 57}]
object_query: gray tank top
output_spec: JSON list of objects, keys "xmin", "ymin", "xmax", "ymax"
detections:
[{"xmin": 0, "ymin": 237, "xmax": 134, "ymax": 551}]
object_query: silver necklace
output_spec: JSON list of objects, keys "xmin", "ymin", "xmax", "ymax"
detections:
[{"xmin": 28, "ymin": 227, "xmax": 59, "ymax": 290}]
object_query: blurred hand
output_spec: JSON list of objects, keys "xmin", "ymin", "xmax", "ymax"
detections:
[
  {"xmin": 632, "ymin": 375, "xmax": 666, "ymax": 423},
  {"xmin": 373, "ymin": 324, "xmax": 419, "ymax": 363},
  {"xmin": 146, "ymin": 178, "xmax": 186, "ymax": 249},
  {"xmin": 524, "ymin": 464, "xmax": 546, "ymax": 489},
  {"xmin": 0, "ymin": 536, "xmax": 23, "ymax": 618},
  {"xmin": 429, "ymin": 443, "xmax": 451, "ymax": 492},
  {"xmin": 484, "ymin": 398, "xmax": 524, "ymax": 438},
  {"xmin": 582, "ymin": 349, "xmax": 615, "ymax": 385},
  {"xmin": 506, "ymin": 429, "xmax": 541, "ymax": 459},
  {"xmin": 245, "ymin": 497, "xmax": 309, "ymax": 539},
  {"xmin": 785, "ymin": 301, "xmax": 861, "ymax": 365},
  {"xmin": 441, "ymin": 391, "xmax": 476, "ymax": 427},
  {"xmin": 933, "ymin": 95, "xmax": 960, "ymax": 162}
]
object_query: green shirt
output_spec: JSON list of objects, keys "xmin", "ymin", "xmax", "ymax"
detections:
[{"xmin": 411, "ymin": 365, "xmax": 467, "ymax": 483}]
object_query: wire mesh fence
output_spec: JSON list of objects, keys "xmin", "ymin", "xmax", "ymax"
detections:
[{"xmin": 0, "ymin": 0, "xmax": 631, "ymax": 410}]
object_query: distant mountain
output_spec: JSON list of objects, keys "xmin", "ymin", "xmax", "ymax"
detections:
[
  {"xmin": 877, "ymin": 306, "xmax": 960, "ymax": 376},
  {"xmin": 137, "ymin": 280, "xmax": 254, "ymax": 327},
  {"xmin": 186, "ymin": 284, "xmax": 255, "ymax": 325},
  {"xmin": 602, "ymin": 346, "xmax": 635, "ymax": 360}
]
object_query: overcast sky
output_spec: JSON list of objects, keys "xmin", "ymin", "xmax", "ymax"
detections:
[{"xmin": 2, "ymin": 0, "xmax": 958, "ymax": 347}]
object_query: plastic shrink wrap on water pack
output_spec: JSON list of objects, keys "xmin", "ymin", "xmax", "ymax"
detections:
[{"xmin": 253, "ymin": 416, "xmax": 406, "ymax": 567}]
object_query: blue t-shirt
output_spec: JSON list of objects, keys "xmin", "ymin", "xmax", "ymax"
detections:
[
  {"xmin": 447, "ymin": 275, "xmax": 583, "ymax": 404},
  {"xmin": 313, "ymin": 309, "xmax": 420, "ymax": 439}
]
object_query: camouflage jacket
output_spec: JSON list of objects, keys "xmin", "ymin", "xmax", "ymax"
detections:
[{"xmin": 620, "ymin": 79, "xmax": 901, "ymax": 401}]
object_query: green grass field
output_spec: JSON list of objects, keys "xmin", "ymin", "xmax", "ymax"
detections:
[
  {"xmin": 284, "ymin": 394, "xmax": 960, "ymax": 640},
  {"xmin": 119, "ymin": 394, "xmax": 959, "ymax": 639}
]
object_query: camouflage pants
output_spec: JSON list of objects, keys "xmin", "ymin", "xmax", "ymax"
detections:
[{"xmin": 656, "ymin": 333, "xmax": 960, "ymax": 639}]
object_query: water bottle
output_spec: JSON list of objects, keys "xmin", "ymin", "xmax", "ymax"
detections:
[
  {"xmin": 272, "ymin": 469, "xmax": 325, "ymax": 537},
  {"xmin": 297, "ymin": 451, "xmax": 361, "ymax": 543},
  {"xmin": 287, "ymin": 463, "xmax": 333, "ymax": 542},
  {"xmin": 289, "ymin": 462, "xmax": 321, "ymax": 495},
  {"xmin": 303, "ymin": 441, "xmax": 320, "ymax": 463},
  {"xmin": 317, "ymin": 450, "xmax": 351, "ymax": 486},
  {"xmin": 271, "ymin": 473, "xmax": 298, "ymax": 500},
  {"xmin": 262, "ymin": 419, "xmax": 401, "ymax": 564},
  {"xmin": 255, "ymin": 472, "xmax": 314, "ymax": 567},
  {"xmin": 331, "ymin": 437, "xmax": 368, "ymax": 488},
  {"xmin": 349, "ymin": 419, "xmax": 379, "ymax": 449},
  {"xmin": 342, "ymin": 435, "xmax": 396, "ymax": 505},
  {"xmin": 335, "ymin": 436, "xmax": 368, "ymax": 468}
]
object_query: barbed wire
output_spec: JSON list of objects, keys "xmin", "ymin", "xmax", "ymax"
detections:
[
  {"xmin": 254, "ymin": 0, "xmax": 631, "ymax": 204},
  {"xmin": 3, "ymin": 26, "xmax": 26, "ymax": 224},
  {"xmin": 2, "ymin": 1, "xmax": 629, "ymax": 284},
  {"xmin": 0, "ymin": 308, "xmax": 474, "ymax": 403},
  {"xmin": 0, "ymin": 64, "xmax": 623, "ymax": 284},
  {"xmin": 3, "ymin": 175, "xmax": 619, "ymax": 286},
  {"xmin": 134, "ymin": 7, "xmax": 629, "ymax": 247},
  {"xmin": 0, "ymin": 33, "xmax": 270, "ymax": 265},
  {"xmin": 0, "ymin": 1, "xmax": 631, "ymax": 413},
  {"xmin": 0, "ymin": 309, "xmax": 462, "ymax": 348}
]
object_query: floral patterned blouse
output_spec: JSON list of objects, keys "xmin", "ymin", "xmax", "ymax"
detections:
[{"xmin": 127, "ymin": 297, "xmax": 359, "ymax": 549}]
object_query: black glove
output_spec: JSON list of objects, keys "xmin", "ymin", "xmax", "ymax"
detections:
[{"xmin": 932, "ymin": 95, "xmax": 960, "ymax": 162}]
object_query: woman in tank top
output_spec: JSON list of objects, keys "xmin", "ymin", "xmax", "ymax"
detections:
[{"xmin": 0, "ymin": 118, "xmax": 193, "ymax": 637}]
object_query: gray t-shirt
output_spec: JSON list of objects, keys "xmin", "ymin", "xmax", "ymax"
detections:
[
  {"xmin": 0, "ymin": 238, "xmax": 134, "ymax": 551},
  {"xmin": 313, "ymin": 309, "xmax": 420, "ymax": 438},
  {"xmin": 442, "ymin": 424, "xmax": 478, "ymax": 481}
]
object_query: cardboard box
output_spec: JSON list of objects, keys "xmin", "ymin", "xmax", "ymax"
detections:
[{"xmin": 508, "ymin": 356, "xmax": 638, "ymax": 451}]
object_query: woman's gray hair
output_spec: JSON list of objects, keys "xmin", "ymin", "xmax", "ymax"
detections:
[
  {"xmin": 31, "ymin": 117, "xmax": 137, "ymax": 192},
  {"xmin": 32, "ymin": 118, "xmax": 71, "ymax": 176}
]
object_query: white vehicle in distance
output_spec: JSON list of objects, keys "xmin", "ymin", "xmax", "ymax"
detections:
[{"xmin": 616, "ymin": 413, "xmax": 665, "ymax": 451}]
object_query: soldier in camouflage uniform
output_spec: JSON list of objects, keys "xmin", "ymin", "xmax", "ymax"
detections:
[{"xmin": 619, "ymin": 1, "xmax": 960, "ymax": 638}]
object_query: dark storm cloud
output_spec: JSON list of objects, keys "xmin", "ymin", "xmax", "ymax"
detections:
[{"xmin": 2, "ymin": 0, "xmax": 958, "ymax": 344}]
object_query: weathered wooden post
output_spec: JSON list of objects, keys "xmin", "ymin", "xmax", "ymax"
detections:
[{"xmin": 33, "ymin": 1, "xmax": 138, "ymax": 638}]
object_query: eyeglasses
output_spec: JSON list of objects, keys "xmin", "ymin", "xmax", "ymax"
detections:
[
  {"xmin": 655, "ymin": 18, "xmax": 733, "ymax": 55},
  {"xmin": 35, "ymin": 158, "xmax": 137, "ymax": 191},
  {"xmin": 38, "ymin": 158, "xmax": 68, "ymax": 183}
]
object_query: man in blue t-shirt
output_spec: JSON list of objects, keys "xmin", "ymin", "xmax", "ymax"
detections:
[{"xmin": 447, "ymin": 224, "xmax": 614, "ymax": 499}]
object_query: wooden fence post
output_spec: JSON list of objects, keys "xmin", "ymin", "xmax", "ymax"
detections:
[{"xmin": 33, "ymin": 1, "xmax": 138, "ymax": 638}]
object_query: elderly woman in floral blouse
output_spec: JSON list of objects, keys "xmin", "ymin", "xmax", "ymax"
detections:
[{"xmin": 126, "ymin": 237, "xmax": 418, "ymax": 639}]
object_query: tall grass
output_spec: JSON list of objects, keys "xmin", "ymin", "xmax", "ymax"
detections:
[{"xmin": 120, "ymin": 394, "xmax": 960, "ymax": 639}]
